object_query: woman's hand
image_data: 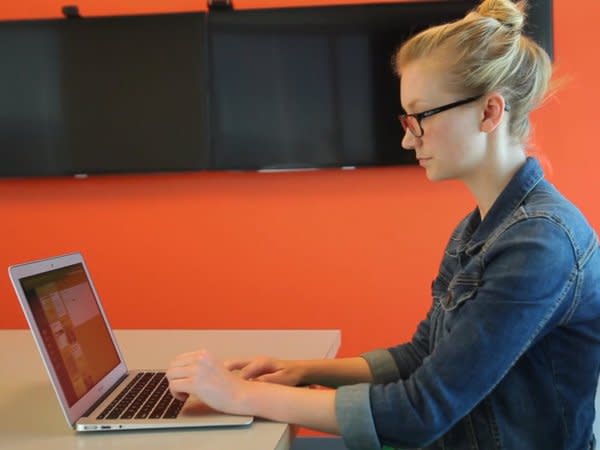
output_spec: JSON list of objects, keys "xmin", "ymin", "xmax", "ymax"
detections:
[
  {"xmin": 167, "ymin": 351, "xmax": 341, "ymax": 435},
  {"xmin": 224, "ymin": 356, "xmax": 303, "ymax": 386},
  {"xmin": 166, "ymin": 349, "xmax": 250, "ymax": 414}
]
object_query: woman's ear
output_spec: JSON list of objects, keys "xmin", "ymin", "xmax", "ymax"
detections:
[{"xmin": 480, "ymin": 92, "xmax": 507, "ymax": 134}]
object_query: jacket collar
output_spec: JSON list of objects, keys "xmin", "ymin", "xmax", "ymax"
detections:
[{"xmin": 465, "ymin": 157, "xmax": 544, "ymax": 251}]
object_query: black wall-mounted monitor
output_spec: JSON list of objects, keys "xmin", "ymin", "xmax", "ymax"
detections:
[
  {"xmin": 0, "ymin": 12, "xmax": 210, "ymax": 177},
  {"xmin": 208, "ymin": 0, "xmax": 553, "ymax": 171}
]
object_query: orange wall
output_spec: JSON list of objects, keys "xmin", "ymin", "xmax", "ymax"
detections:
[{"xmin": 1, "ymin": 0, "xmax": 599, "ymax": 365}]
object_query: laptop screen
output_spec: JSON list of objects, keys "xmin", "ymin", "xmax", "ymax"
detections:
[{"xmin": 19, "ymin": 263, "xmax": 120, "ymax": 407}]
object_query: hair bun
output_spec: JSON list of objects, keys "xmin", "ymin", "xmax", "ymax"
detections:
[{"xmin": 476, "ymin": 0, "xmax": 526, "ymax": 33}]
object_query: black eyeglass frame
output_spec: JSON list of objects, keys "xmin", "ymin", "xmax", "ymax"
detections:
[{"xmin": 399, "ymin": 95, "xmax": 511, "ymax": 138}]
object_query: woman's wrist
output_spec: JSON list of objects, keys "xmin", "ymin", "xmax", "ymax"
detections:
[
  {"xmin": 288, "ymin": 360, "xmax": 310, "ymax": 386},
  {"xmin": 236, "ymin": 377, "xmax": 339, "ymax": 434},
  {"xmin": 293, "ymin": 360, "xmax": 331, "ymax": 386}
]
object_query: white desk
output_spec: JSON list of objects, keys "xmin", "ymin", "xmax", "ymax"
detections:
[{"xmin": 0, "ymin": 329, "xmax": 341, "ymax": 450}]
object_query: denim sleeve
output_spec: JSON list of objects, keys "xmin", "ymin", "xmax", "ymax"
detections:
[
  {"xmin": 386, "ymin": 303, "xmax": 433, "ymax": 379},
  {"xmin": 361, "ymin": 304, "xmax": 433, "ymax": 383},
  {"xmin": 335, "ymin": 303, "xmax": 435, "ymax": 449},
  {"xmin": 336, "ymin": 218, "xmax": 577, "ymax": 449}
]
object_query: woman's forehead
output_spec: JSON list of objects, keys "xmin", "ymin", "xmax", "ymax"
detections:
[{"xmin": 399, "ymin": 58, "xmax": 453, "ymax": 107}]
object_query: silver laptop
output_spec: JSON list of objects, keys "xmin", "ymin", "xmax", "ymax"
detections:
[{"xmin": 8, "ymin": 252, "xmax": 253, "ymax": 432}]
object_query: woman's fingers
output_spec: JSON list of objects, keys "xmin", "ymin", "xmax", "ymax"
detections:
[
  {"xmin": 166, "ymin": 350, "xmax": 247, "ymax": 414},
  {"xmin": 239, "ymin": 359, "xmax": 274, "ymax": 380},
  {"xmin": 168, "ymin": 378, "xmax": 192, "ymax": 401},
  {"xmin": 165, "ymin": 365, "xmax": 192, "ymax": 381},
  {"xmin": 167, "ymin": 351, "xmax": 217, "ymax": 401}
]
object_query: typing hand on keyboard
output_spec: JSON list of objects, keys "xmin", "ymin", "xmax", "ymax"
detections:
[{"xmin": 166, "ymin": 349, "xmax": 250, "ymax": 416}]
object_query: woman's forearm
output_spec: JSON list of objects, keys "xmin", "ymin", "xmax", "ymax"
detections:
[
  {"xmin": 296, "ymin": 357, "xmax": 374, "ymax": 387},
  {"xmin": 231, "ymin": 357, "xmax": 374, "ymax": 433},
  {"xmin": 240, "ymin": 381, "xmax": 340, "ymax": 434}
]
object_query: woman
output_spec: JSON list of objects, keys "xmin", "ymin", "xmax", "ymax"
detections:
[{"xmin": 167, "ymin": 1, "xmax": 600, "ymax": 448}]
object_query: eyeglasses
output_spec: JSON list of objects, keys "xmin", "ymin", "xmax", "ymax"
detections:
[{"xmin": 398, "ymin": 95, "xmax": 511, "ymax": 138}]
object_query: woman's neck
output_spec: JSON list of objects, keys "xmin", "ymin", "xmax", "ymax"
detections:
[{"xmin": 463, "ymin": 146, "xmax": 527, "ymax": 220}]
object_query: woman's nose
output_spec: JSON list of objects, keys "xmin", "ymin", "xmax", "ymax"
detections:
[{"xmin": 401, "ymin": 130, "xmax": 416, "ymax": 151}]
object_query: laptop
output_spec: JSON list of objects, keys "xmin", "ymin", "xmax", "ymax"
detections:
[{"xmin": 8, "ymin": 252, "xmax": 253, "ymax": 432}]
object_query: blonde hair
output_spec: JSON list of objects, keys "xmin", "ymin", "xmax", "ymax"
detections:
[{"xmin": 396, "ymin": 0, "xmax": 552, "ymax": 143}]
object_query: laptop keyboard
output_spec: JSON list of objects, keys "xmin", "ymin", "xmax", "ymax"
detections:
[{"xmin": 97, "ymin": 372, "xmax": 185, "ymax": 420}]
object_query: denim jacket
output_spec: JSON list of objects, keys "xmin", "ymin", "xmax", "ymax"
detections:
[{"xmin": 336, "ymin": 158, "xmax": 600, "ymax": 449}]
